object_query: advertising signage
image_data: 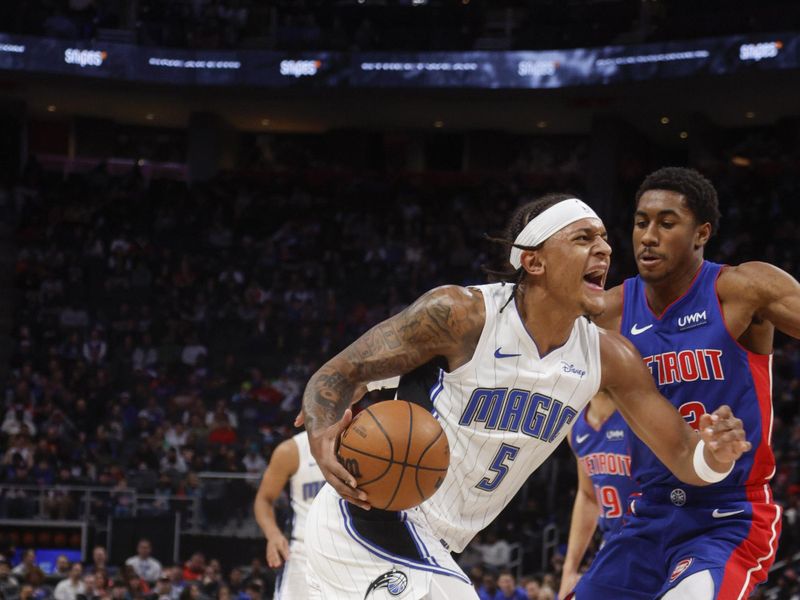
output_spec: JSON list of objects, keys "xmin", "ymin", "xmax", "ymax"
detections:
[{"xmin": 0, "ymin": 32, "xmax": 796, "ymax": 90}]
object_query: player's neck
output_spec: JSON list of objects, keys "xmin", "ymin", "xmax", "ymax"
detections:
[
  {"xmin": 643, "ymin": 257, "xmax": 704, "ymax": 316},
  {"xmin": 515, "ymin": 288, "xmax": 577, "ymax": 357},
  {"xmin": 586, "ymin": 395, "xmax": 615, "ymax": 428}
]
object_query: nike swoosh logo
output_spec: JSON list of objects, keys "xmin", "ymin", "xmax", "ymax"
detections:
[
  {"xmin": 575, "ymin": 434, "xmax": 590, "ymax": 444},
  {"xmin": 494, "ymin": 347, "xmax": 522, "ymax": 359},
  {"xmin": 712, "ymin": 509, "xmax": 745, "ymax": 519},
  {"xmin": 630, "ymin": 323, "xmax": 653, "ymax": 335}
]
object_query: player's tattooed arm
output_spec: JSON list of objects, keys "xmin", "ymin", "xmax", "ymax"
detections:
[
  {"xmin": 302, "ymin": 285, "xmax": 484, "ymax": 433},
  {"xmin": 301, "ymin": 285, "xmax": 484, "ymax": 508}
]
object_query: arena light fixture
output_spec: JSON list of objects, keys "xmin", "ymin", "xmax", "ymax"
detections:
[
  {"xmin": 745, "ymin": 111, "xmax": 755, "ymax": 119},
  {"xmin": 261, "ymin": 119, "xmax": 270, "ymax": 126},
  {"xmin": 145, "ymin": 113, "xmax": 155, "ymax": 121},
  {"xmin": 679, "ymin": 131, "xmax": 688, "ymax": 139},
  {"xmin": 536, "ymin": 120, "xmax": 548, "ymax": 129},
  {"xmin": 731, "ymin": 156, "xmax": 752, "ymax": 167},
  {"xmin": 433, "ymin": 120, "xmax": 444, "ymax": 128},
  {"xmin": 660, "ymin": 116, "xmax": 669, "ymax": 125},
  {"xmin": 47, "ymin": 105, "xmax": 56, "ymax": 112}
]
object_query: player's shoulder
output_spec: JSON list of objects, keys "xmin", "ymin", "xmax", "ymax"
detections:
[
  {"xmin": 718, "ymin": 261, "xmax": 782, "ymax": 292},
  {"xmin": 413, "ymin": 284, "xmax": 486, "ymax": 333},
  {"xmin": 594, "ymin": 284, "xmax": 624, "ymax": 330},
  {"xmin": 423, "ymin": 284, "xmax": 484, "ymax": 308},
  {"xmin": 597, "ymin": 327, "xmax": 642, "ymax": 373}
]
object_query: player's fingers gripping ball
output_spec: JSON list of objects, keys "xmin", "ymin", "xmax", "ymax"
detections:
[{"xmin": 337, "ymin": 400, "xmax": 450, "ymax": 511}]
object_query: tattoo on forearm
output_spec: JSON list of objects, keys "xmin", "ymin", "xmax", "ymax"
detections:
[
  {"xmin": 304, "ymin": 368, "xmax": 356, "ymax": 432},
  {"xmin": 303, "ymin": 286, "xmax": 484, "ymax": 432}
]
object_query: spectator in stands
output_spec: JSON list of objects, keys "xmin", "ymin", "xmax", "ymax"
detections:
[
  {"xmin": 54, "ymin": 563, "xmax": 85, "ymax": 600},
  {"xmin": 12, "ymin": 550, "xmax": 37, "ymax": 579},
  {"xmin": 27, "ymin": 567, "xmax": 50, "ymax": 600},
  {"xmin": 478, "ymin": 573, "xmax": 498, "ymax": 600},
  {"xmin": 93, "ymin": 571, "xmax": 110, "ymax": 600},
  {"xmin": 181, "ymin": 555, "xmax": 204, "ymax": 583},
  {"xmin": 86, "ymin": 547, "xmax": 117, "ymax": 578},
  {"xmin": 82, "ymin": 329, "xmax": 108, "ymax": 366},
  {"xmin": 159, "ymin": 448, "xmax": 187, "ymax": 474},
  {"xmin": 146, "ymin": 574, "xmax": 173, "ymax": 600},
  {"xmin": 109, "ymin": 579, "xmax": 127, "ymax": 600},
  {"xmin": 77, "ymin": 573, "xmax": 99, "ymax": 600},
  {"xmin": 0, "ymin": 555, "xmax": 20, "ymax": 600},
  {"xmin": 495, "ymin": 572, "xmax": 526, "ymax": 600},
  {"xmin": 19, "ymin": 583, "xmax": 35, "ymax": 600},
  {"xmin": 477, "ymin": 530, "xmax": 513, "ymax": 572},
  {"xmin": 52, "ymin": 556, "xmax": 71, "ymax": 581},
  {"xmin": 163, "ymin": 568, "xmax": 183, "ymax": 599},
  {"xmin": 2, "ymin": 405, "xmax": 37, "ymax": 436},
  {"xmin": 225, "ymin": 570, "xmax": 242, "ymax": 596},
  {"xmin": 125, "ymin": 541, "xmax": 161, "ymax": 585},
  {"xmin": 238, "ymin": 581, "xmax": 260, "ymax": 600},
  {"xmin": 123, "ymin": 570, "xmax": 148, "ymax": 600},
  {"xmin": 523, "ymin": 578, "xmax": 541, "ymax": 600}
]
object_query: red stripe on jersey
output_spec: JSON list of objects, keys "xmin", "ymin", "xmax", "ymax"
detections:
[
  {"xmin": 717, "ymin": 485, "xmax": 781, "ymax": 600},
  {"xmin": 745, "ymin": 353, "xmax": 775, "ymax": 485}
]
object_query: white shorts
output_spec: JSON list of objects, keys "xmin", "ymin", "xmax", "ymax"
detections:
[
  {"xmin": 305, "ymin": 485, "xmax": 477, "ymax": 600},
  {"xmin": 273, "ymin": 540, "xmax": 308, "ymax": 600}
]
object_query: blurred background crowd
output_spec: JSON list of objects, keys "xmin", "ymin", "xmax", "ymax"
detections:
[
  {"xmin": 1, "ymin": 0, "xmax": 800, "ymax": 599},
  {"xmin": 1, "ymin": 122, "xmax": 799, "ymax": 598}
]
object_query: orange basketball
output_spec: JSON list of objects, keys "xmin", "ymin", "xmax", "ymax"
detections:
[{"xmin": 338, "ymin": 400, "xmax": 450, "ymax": 511}]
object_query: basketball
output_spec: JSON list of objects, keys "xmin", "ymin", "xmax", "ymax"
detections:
[{"xmin": 338, "ymin": 400, "xmax": 450, "ymax": 511}]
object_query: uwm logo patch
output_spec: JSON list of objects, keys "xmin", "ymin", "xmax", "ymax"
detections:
[
  {"xmin": 670, "ymin": 557, "xmax": 694, "ymax": 582},
  {"xmin": 677, "ymin": 310, "xmax": 708, "ymax": 331}
]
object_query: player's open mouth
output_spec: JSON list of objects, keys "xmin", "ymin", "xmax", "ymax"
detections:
[{"xmin": 583, "ymin": 269, "xmax": 605, "ymax": 291}]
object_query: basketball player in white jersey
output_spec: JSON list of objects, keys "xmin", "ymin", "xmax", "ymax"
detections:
[
  {"xmin": 253, "ymin": 431, "xmax": 326, "ymax": 599},
  {"xmin": 300, "ymin": 194, "xmax": 751, "ymax": 600}
]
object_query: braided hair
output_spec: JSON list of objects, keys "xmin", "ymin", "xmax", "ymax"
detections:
[{"xmin": 484, "ymin": 192, "xmax": 576, "ymax": 312}]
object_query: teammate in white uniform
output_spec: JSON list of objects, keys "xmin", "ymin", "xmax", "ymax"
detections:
[
  {"xmin": 253, "ymin": 431, "xmax": 326, "ymax": 599},
  {"xmin": 300, "ymin": 194, "xmax": 751, "ymax": 600}
]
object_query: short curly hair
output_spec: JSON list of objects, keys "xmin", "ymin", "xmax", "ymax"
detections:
[{"xmin": 635, "ymin": 167, "xmax": 720, "ymax": 236}]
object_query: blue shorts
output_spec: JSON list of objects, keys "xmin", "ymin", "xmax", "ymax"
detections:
[{"xmin": 573, "ymin": 485, "xmax": 781, "ymax": 600}]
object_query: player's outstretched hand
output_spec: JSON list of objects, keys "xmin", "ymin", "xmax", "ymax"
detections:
[
  {"xmin": 308, "ymin": 408, "xmax": 371, "ymax": 510},
  {"xmin": 266, "ymin": 534, "xmax": 290, "ymax": 569},
  {"xmin": 698, "ymin": 405, "xmax": 752, "ymax": 464}
]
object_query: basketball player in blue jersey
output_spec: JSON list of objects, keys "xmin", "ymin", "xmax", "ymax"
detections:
[
  {"xmin": 571, "ymin": 167, "xmax": 800, "ymax": 600},
  {"xmin": 558, "ymin": 391, "xmax": 637, "ymax": 598},
  {"xmin": 254, "ymin": 431, "xmax": 326, "ymax": 599},
  {"xmin": 300, "ymin": 193, "xmax": 750, "ymax": 600}
]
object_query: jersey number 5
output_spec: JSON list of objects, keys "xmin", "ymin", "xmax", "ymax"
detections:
[{"xmin": 476, "ymin": 443, "xmax": 520, "ymax": 492}]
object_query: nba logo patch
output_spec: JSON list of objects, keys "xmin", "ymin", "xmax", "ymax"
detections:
[{"xmin": 670, "ymin": 558, "xmax": 694, "ymax": 582}]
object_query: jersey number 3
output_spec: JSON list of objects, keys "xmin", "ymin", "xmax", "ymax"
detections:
[
  {"xmin": 476, "ymin": 443, "xmax": 520, "ymax": 492},
  {"xmin": 679, "ymin": 401, "xmax": 708, "ymax": 431}
]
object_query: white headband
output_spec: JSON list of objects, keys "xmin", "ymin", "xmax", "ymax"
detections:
[{"xmin": 509, "ymin": 198, "xmax": 601, "ymax": 269}]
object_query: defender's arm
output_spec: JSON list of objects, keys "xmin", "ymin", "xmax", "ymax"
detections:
[{"xmin": 599, "ymin": 330, "xmax": 750, "ymax": 486}]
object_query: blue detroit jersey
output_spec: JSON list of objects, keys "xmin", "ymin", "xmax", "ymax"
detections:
[
  {"xmin": 621, "ymin": 260, "xmax": 774, "ymax": 490},
  {"xmin": 570, "ymin": 410, "xmax": 637, "ymax": 537}
]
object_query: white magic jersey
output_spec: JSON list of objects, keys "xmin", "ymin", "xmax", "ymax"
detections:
[
  {"xmin": 414, "ymin": 282, "xmax": 602, "ymax": 552},
  {"xmin": 289, "ymin": 431, "xmax": 326, "ymax": 543}
]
